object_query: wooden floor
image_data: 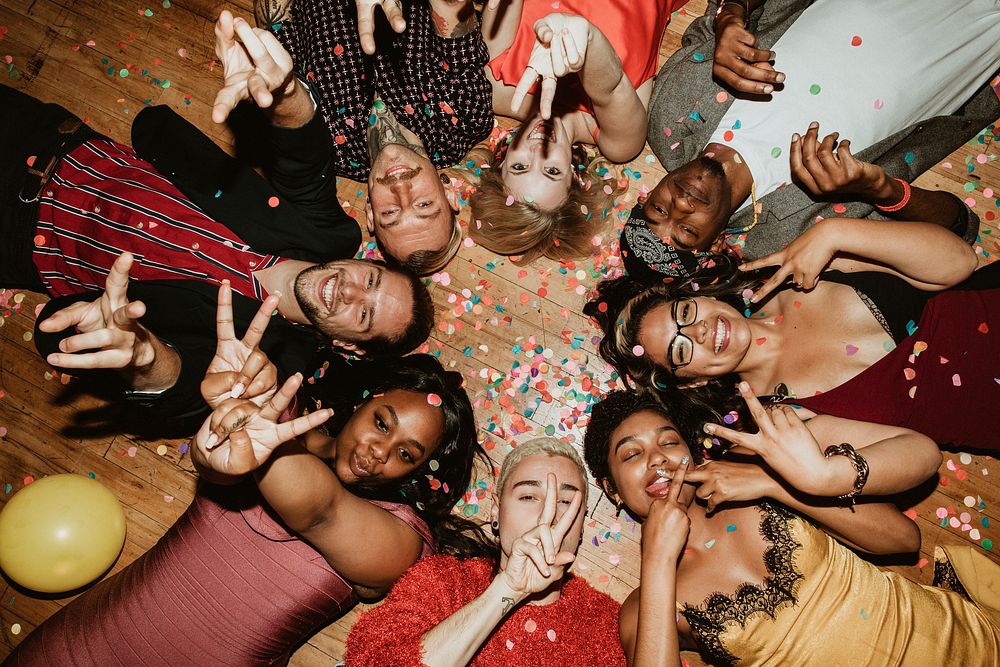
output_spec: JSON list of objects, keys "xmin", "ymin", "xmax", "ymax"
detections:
[{"xmin": 1, "ymin": 0, "xmax": 999, "ymax": 663}]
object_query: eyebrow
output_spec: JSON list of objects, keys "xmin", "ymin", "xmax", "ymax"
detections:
[
  {"xmin": 510, "ymin": 479, "xmax": 581, "ymax": 493},
  {"xmin": 612, "ymin": 425, "xmax": 679, "ymax": 454},
  {"xmin": 417, "ymin": 208, "xmax": 442, "ymax": 220},
  {"xmin": 363, "ymin": 269, "xmax": 383, "ymax": 334}
]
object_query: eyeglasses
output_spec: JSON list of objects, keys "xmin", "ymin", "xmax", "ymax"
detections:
[{"xmin": 667, "ymin": 298, "xmax": 698, "ymax": 372}]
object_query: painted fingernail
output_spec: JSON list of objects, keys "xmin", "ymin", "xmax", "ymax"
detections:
[
  {"xmin": 703, "ymin": 424, "xmax": 714, "ymax": 434},
  {"xmin": 739, "ymin": 381, "xmax": 751, "ymax": 392},
  {"xmin": 656, "ymin": 468, "xmax": 668, "ymax": 478},
  {"xmin": 230, "ymin": 382, "xmax": 246, "ymax": 399},
  {"xmin": 205, "ymin": 432, "xmax": 219, "ymax": 448},
  {"xmin": 681, "ymin": 456, "xmax": 690, "ymax": 465}
]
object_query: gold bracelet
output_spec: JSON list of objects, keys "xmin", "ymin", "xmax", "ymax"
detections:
[
  {"xmin": 823, "ymin": 443, "xmax": 870, "ymax": 506},
  {"xmin": 715, "ymin": 0, "xmax": 751, "ymax": 26}
]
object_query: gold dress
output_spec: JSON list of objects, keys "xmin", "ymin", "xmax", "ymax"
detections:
[{"xmin": 682, "ymin": 503, "xmax": 1000, "ymax": 666}]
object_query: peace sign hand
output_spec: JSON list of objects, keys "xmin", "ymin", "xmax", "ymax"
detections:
[
  {"xmin": 201, "ymin": 281, "xmax": 280, "ymax": 409},
  {"xmin": 738, "ymin": 219, "xmax": 840, "ymax": 303},
  {"xmin": 212, "ymin": 10, "xmax": 296, "ymax": 123},
  {"xmin": 510, "ymin": 13, "xmax": 591, "ymax": 119},
  {"xmin": 195, "ymin": 373, "xmax": 333, "ymax": 476},
  {"xmin": 641, "ymin": 459, "xmax": 691, "ymax": 562},
  {"xmin": 703, "ymin": 383, "xmax": 838, "ymax": 496},
  {"xmin": 38, "ymin": 252, "xmax": 176, "ymax": 390},
  {"xmin": 355, "ymin": 0, "xmax": 406, "ymax": 56},
  {"xmin": 501, "ymin": 473, "xmax": 583, "ymax": 598}
]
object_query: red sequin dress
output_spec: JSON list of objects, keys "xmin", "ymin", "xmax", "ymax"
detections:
[
  {"xmin": 6, "ymin": 483, "xmax": 432, "ymax": 666},
  {"xmin": 344, "ymin": 554, "xmax": 625, "ymax": 666}
]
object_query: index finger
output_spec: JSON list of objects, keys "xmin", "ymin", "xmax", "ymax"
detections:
[
  {"xmin": 667, "ymin": 458, "xmax": 689, "ymax": 503},
  {"xmin": 357, "ymin": 3, "xmax": 377, "ymax": 55},
  {"xmin": 538, "ymin": 76, "xmax": 557, "ymax": 120},
  {"xmin": 104, "ymin": 252, "xmax": 134, "ymax": 305},
  {"xmin": 510, "ymin": 67, "xmax": 539, "ymax": 114},
  {"xmin": 216, "ymin": 281, "xmax": 236, "ymax": 342},
  {"xmin": 552, "ymin": 488, "xmax": 583, "ymax": 540},
  {"xmin": 240, "ymin": 293, "xmax": 279, "ymax": 349},
  {"xmin": 750, "ymin": 264, "xmax": 792, "ymax": 303},
  {"xmin": 738, "ymin": 382, "xmax": 775, "ymax": 436},
  {"xmin": 539, "ymin": 472, "xmax": 558, "ymax": 526}
]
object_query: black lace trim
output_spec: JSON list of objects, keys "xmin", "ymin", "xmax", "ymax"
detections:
[
  {"xmin": 682, "ymin": 503, "xmax": 804, "ymax": 667},
  {"xmin": 853, "ymin": 288, "xmax": 892, "ymax": 338},
  {"xmin": 933, "ymin": 557, "xmax": 971, "ymax": 601}
]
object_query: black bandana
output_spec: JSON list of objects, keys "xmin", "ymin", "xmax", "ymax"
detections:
[{"xmin": 619, "ymin": 204, "xmax": 716, "ymax": 285}]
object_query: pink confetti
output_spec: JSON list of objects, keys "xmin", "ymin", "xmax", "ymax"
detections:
[
  {"xmin": 426, "ymin": 393, "xmax": 442, "ymax": 407},
  {"xmin": 631, "ymin": 344, "xmax": 644, "ymax": 357},
  {"xmin": 845, "ymin": 344, "xmax": 858, "ymax": 356},
  {"xmin": 952, "ymin": 374, "xmax": 962, "ymax": 387},
  {"xmin": 177, "ymin": 47, "xmax": 187, "ymax": 58},
  {"xmin": 873, "ymin": 99, "xmax": 884, "ymax": 110},
  {"xmin": 903, "ymin": 368, "xmax": 916, "ymax": 381},
  {"xmin": 267, "ymin": 196, "xmax": 279, "ymax": 208},
  {"xmin": 505, "ymin": 640, "xmax": 514, "ymax": 650},
  {"xmin": 609, "ymin": 554, "xmax": 621, "ymax": 565},
  {"xmin": 524, "ymin": 619, "xmax": 537, "ymax": 633},
  {"xmin": 546, "ymin": 629, "xmax": 557, "ymax": 642},
  {"xmin": 505, "ymin": 195, "xmax": 515, "ymax": 206}
]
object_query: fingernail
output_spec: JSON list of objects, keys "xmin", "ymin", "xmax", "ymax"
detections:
[
  {"xmin": 739, "ymin": 381, "xmax": 751, "ymax": 392},
  {"xmin": 809, "ymin": 121, "xmax": 819, "ymax": 129},
  {"xmin": 762, "ymin": 85, "xmax": 773, "ymax": 94},
  {"xmin": 230, "ymin": 382, "xmax": 246, "ymax": 399},
  {"xmin": 791, "ymin": 133, "xmax": 800, "ymax": 142},
  {"xmin": 205, "ymin": 432, "xmax": 219, "ymax": 448},
  {"xmin": 738, "ymin": 263, "xmax": 747, "ymax": 270},
  {"xmin": 681, "ymin": 456, "xmax": 690, "ymax": 465},
  {"xmin": 775, "ymin": 73, "xmax": 785, "ymax": 83},
  {"xmin": 703, "ymin": 424, "xmax": 714, "ymax": 434}
]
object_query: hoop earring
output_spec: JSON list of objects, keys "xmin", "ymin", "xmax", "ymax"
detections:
[{"xmin": 491, "ymin": 520, "xmax": 499, "ymax": 534}]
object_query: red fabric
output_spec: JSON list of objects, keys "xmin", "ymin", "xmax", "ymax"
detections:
[
  {"xmin": 34, "ymin": 139, "xmax": 283, "ymax": 299},
  {"xmin": 790, "ymin": 284, "xmax": 1000, "ymax": 450},
  {"xmin": 488, "ymin": 0, "xmax": 682, "ymax": 116},
  {"xmin": 7, "ymin": 484, "xmax": 433, "ymax": 666},
  {"xmin": 345, "ymin": 555, "xmax": 625, "ymax": 667}
]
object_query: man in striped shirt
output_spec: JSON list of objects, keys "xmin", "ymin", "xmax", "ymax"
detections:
[{"xmin": 1, "ymin": 13, "xmax": 433, "ymax": 428}]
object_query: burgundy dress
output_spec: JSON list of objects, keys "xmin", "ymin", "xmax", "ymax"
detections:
[
  {"xmin": 5, "ymin": 482, "xmax": 433, "ymax": 666},
  {"xmin": 788, "ymin": 265, "xmax": 1000, "ymax": 450}
]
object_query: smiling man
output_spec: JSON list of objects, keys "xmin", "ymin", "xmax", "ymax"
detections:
[
  {"xmin": 1, "ymin": 12, "xmax": 433, "ymax": 428},
  {"xmin": 273, "ymin": 0, "xmax": 495, "ymax": 275},
  {"xmin": 627, "ymin": 0, "xmax": 1000, "ymax": 280}
]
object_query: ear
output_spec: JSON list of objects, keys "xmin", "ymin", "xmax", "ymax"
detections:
[
  {"xmin": 490, "ymin": 493, "xmax": 500, "ymax": 524},
  {"xmin": 330, "ymin": 339, "xmax": 364, "ymax": 356},
  {"xmin": 709, "ymin": 234, "xmax": 728, "ymax": 253},
  {"xmin": 364, "ymin": 199, "xmax": 375, "ymax": 235},
  {"xmin": 637, "ymin": 193, "xmax": 648, "ymax": 205},
  {"xmin": 599, "ymin": 478, "xmax": 622, "ymax": 509},
  {"xmin": 677, "ymin": 378, "xmax": 709, "ymax": 389}
]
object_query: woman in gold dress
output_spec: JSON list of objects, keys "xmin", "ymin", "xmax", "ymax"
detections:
[{"xmin": 582, "ymin": 388, "xmax": 1000, "ymax": 665}]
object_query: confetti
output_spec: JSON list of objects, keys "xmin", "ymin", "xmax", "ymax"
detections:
[
  {"xmin": 631, "ymin": 344, "xmax": 645, "ymax": 357},
  {"xmin": 426, "ymin": 393, "xmax": 442, "ymax": 407}
]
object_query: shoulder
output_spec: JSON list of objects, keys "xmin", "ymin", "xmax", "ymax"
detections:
[{"xmin": 392, "ymin": 555, "xmax": 493, "ymax": 595}]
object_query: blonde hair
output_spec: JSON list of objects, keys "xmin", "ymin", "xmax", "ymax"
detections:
[
  {"xmin": 465, "ymin": 144, "xmax": 627, "ymax": 265},
  {"xmin": 496, "ymin": 437, "xmax": 589, "ymax": 506},
  {"xmin": 386, "ymin": 212, "xmax": 462, "ymax": 276}
]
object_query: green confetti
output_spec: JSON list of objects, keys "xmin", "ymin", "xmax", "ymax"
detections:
[{"xmin": 809, "ymin": 84, "xmax": 821, "ymax": 95}]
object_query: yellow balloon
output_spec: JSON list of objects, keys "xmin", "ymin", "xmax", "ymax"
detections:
[{"xmin": 0, "ymin": 474, "xmax": 126, "ymax": 593}]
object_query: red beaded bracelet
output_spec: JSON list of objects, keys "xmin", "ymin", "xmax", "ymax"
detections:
[{"xmin": 875, "ymin": 177, "xmax": 911, "ymax": 212}]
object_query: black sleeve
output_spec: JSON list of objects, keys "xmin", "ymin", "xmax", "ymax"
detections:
[{"xmin": 131, "ymin": 105, "xmax": 360, "ymax": 263}]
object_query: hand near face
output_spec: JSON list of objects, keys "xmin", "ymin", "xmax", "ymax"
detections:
[
  {"xmin": 703, "ymin": 383, "xmax": 841, "ymax": 496},
  {"xmin": 212, "ymin": 10, "xmax": 295, "ymax": 123},
  {"xmin": 511, "ymin": 13, "xmax": 591, "ymax": 119},
  {"xmin": 38, "ymin": 252, "xmax": 166, "ymax": 386},
  {"xmin": 685, "ymin": 460, "xmax": 775, "ymax": 512},
  {"xmin": 501, "ymin": 473, "xmax": 583, "ymax": 598},
  {"xmin": 738, "ymin": 218, "xmax": 840, "ymax": 303},
  {"xmin": 194, "ymin": 373, "xmax": 333, "ymax": 476},
  {"xmin": 640, "ymin": 460, "xmax": 690, "ymax": 562},
  {"xmin": 201, "ymin": 281, "xmax": 280, "ymax": 409},
  {"xmin": 712, "ymin": 12, "xmax": 784, "ymax": 95}
]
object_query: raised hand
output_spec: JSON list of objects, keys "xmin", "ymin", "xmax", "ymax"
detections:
[
  {"xmin": 685, "ymin": 460, "xmax": 775, "ymax": 512},
  {"xmin": 212, "ymin": 10, "xmax": 295, "ymax": 123},
  {"xmin": 511, "ymin": 13, "xmax": 591, "ymax": 119},
  {"xmin": 201, "ymin": 281, "xmax": 280, "ymax": 409},
  {"xmin": 501, "ymin": 473, "xmax": 583, "ymax": 597},
  {"xmin": 355, "ymin": 0, "xmax": 406, "ymax": 56},
  {"xmin": 738, "ymin": 219, "xmax": 840, "ymax": 303},
  {"xmin": 195, "ymin": 373, "xmax": 333, "ymax": 477},
  {"xmin": 789, "ymin": 122, "xmax": 891, "ymax": 200},
  {"xmin": 38, "ymin": 252, "xmax": 176, "ymax": 391},
  {"xmin": 703, "ymin": 383, "xmax": 841, "ymax": 496},
  {"xmin": 712, "ymin": 10, "xmax": 784, "ymax": 95},
  {"xmin": 640, "ymin": 460, "xmax": 691, "ymax": 561}
]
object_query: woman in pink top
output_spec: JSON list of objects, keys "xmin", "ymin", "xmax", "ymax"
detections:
[
  {"xmin": 468, "ymin": 0, "xmax": 686, "ymax": 264},
  {"xmin": 7, "ymin": 288, "xmax": 490, "ymax": 666}
]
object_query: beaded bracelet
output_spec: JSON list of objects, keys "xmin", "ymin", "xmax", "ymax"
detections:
[
  {"xmin": 875, "ymin": 177, "xmax": 912, "ymax": 212},
  {"xmin": 823, "ymin": 442, "xmax": 870, "ymax": 505}
]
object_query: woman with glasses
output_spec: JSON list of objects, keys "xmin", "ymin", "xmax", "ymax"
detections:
[{"xmin": 585, "ymin": 216, "xmax": 1000, "ymax": 450}]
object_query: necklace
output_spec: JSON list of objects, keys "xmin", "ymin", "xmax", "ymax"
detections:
[{"xmin": 727, "ymin": 178, "xmax": 760, "ymax": 235}]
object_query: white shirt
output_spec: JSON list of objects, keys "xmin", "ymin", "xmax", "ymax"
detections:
[{"xmin": 708, "ymin": 0, "xmax": 1000, "ymax": 206}]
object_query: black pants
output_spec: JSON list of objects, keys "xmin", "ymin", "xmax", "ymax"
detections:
[{"xmin": 0, "ymin": 85, "xmax": 99, "ymax": 290}]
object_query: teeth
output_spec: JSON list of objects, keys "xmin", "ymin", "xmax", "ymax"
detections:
[
  {"xmin": 715, "ymin": 318, "xmax": 725, "ymax": 353},
  {"xmin": 323, "ymin": 278, "xmax": 334, "ymax": 309}
]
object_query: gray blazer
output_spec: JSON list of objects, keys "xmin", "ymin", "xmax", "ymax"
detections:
[{"xmin": 646, "ymin": 0, "xmax": 1000, "ymax": 260}]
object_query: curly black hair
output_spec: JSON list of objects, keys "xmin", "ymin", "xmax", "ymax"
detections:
[
  {"xmin": 300, "ymin": 353, "xmax": 495, "ymax": 560},
  {"xmin": 584, "ymin": 390, "xmax": 724, "ymax": 496}
]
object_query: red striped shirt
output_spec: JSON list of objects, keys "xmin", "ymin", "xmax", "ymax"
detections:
[{"xmin": 34, "ymin": 139, "xmax": 283, "ymax": 300}]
